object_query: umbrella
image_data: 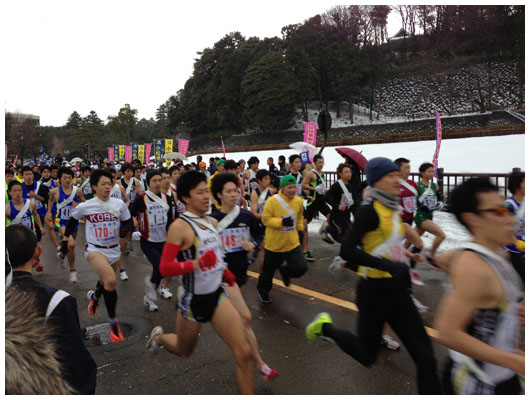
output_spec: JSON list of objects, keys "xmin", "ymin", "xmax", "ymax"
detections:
[
  {"xmin": 163, "ymin": 152, "xmax": 187, "ymax": 161},
  {"xmin": 335, "ymin": 147, "xmax": 368, "ymax": 172},
  {"xmin": 70, "ymin": 157, "xmax": 83, "ymax": 163},
  {"xmin": 289, "ymin": 142, "xmax": 317, "ymax": 154}
]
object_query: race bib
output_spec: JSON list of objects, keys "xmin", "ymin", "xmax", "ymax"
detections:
[
  {"xmin": 402, "ymin": 196, "xmax": 416, "ymax": 213},
  {"xmin": 60, "ymin": 206, "xmax": 72, "ymax": 220},
  {"xmin": 83, "ymin": 185, "xmax": 92, "ymax": 195},
  {"xmin": 148, "ymin": 205, "xmax": 167, "ymax": 228},
  {"xmin": 280, "ymin": 217, "xmax": 295, "ymax": 233},
  {"xmin": 177, "ymin": 200, "xmax": 186, "ymax": 214},
  {"xmin": 425, "ymin": 195, "xmax": 437, "ymax": 211},
  {"xmin": 316, "ymin": 183, "xmax": 326, "ymax": 195},
  {"xmin": 389, "ymin": 244, "xmax": 407, "ymax": 263},
  {"xmin": 220, "ymin": 227, "xmax": 250, "ymax": 253},
  {"xmin": 340, "ymin": 193, "xmax": 352, "ymax": 207},
  {"xmin": 93, "ymin": 225, "xmax": 118, "ymax": 243},
  {"xmin": 296, "ymin": 184, "xmax": 303, "ymax": 197}
]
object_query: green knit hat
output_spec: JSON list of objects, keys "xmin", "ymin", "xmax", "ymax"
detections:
[
  {"xmin": 280, "ymin": 175, "xmax": 297, "ymax": 187},
  {"xmin": 216, "ymin": 159, "xmax": 226, "ymax": 167}
]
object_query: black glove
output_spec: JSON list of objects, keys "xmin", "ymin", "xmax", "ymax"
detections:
[
  {"xmin": 378, "ymin": 258, "xmax": 408, "ymax": 278},
  {"xmin": 282, "ymin": 216, "xmax": 294, "ymax": 227},
  {"xmin": 60, "ymin": 240, "xmax": 69, "ymax": 256}
]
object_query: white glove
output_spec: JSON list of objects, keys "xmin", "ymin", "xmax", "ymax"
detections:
[
  {"xmin": 132, "ymin": 231, "xmax": 141, "ymax": 241},
  {"xmin": 436, "ymin": 201, "xmax": 445, "ymax": 210},
  {"xmin": 329, "ymin": 256, "xmax": 345, "ymax": 271}
]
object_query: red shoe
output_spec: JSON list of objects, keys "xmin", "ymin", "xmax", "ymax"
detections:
[
  {"xmin": 109, "ymin": 321, "xmax": 124, "ymax": 343},
  {"xmin": 35, "ymin": 261, "xmax": 44, "ymax": 272},
  {"xmin": 259, "ymin": 364, "xmax": 278, "ymax": 382}
]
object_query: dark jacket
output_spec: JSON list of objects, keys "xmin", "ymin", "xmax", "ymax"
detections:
[{"xmin": 12, "ymin": 271, "xmax": 97, "ymax": 394}]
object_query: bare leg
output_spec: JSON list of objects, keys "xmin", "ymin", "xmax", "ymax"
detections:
[
  {"xmin": 156, "ymin": 313, "xmax": 201, "ymax": 358},
  {"xmin": 420, "ymin": 220, "xmax": 446, "ymax": 257},
  {"xmin": 46, "ymin": 214, "xmax": 59, "ymax": 247},
  {"xmin": 225, "ymin": 285, "xmax": 266, "ymax": 367},
  {"xmin": 210, "ymin": 299, "xmax": 254, "ymax": 394},
  {"xmin": 404, "ymin": 223, "xmax": 423, "ymax": 250},
  {"xmin": 87, "ymin": 251, "xmax": 118, "ymax": 291},
  {"xmin": 59, "ymin": 227, "xmax": 76, "ymax": 271},
  {"xmin": 160, "ymin": 276, "xmax": 172, "ymax": 288}
]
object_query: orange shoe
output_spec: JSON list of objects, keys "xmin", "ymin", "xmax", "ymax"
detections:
[{"xmin": 109, "ymin": 321, "xmax": 124, "ymax": 343}]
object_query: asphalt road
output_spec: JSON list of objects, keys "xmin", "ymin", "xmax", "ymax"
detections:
[{"xmin": 34, "ymin": 222, "xmax": 454, "ymax": 395}]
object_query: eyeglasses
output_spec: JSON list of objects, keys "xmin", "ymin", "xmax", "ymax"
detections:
[{"xmin": 476, "ymin": 207, "xmax": 508, "ymax": 217}]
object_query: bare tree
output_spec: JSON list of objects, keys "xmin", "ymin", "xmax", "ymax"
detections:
[{"xmin": 6, "ymin": 111, "xmax": 38, "ymax": 165}]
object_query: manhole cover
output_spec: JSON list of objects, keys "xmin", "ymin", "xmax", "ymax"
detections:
[{"xmin": 82, "ymin": 322, "xmax": 133, "ymax": 347}]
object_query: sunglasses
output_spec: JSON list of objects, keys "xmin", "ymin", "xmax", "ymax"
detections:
[{"xmin": 477, "ymin": 207, "xmax": 508, "ymax": 217}]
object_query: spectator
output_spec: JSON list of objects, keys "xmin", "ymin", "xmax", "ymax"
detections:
[{"xmin": 6, "ymin": 224, "xmax": 97, "ymax": 394}]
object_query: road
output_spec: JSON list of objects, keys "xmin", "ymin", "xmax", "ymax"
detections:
[{"xmin": 34, "ymin": 223, "xmax": 452, "ymax": 395}]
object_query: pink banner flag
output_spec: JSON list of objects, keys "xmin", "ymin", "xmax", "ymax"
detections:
[
  {"xmin": 432, "ymin": 113, "xmax": 442, "ymax": 179},
  {"xmin": 145, "ymin": 143, "xmax": 152, "ymax": 164},
  {"xmin": 303, "ymin": 122, "xmax": 317, "ymax": 146},
  {"xmin": 13, "ymin": 155, "xmax": 18, "ymax": 166},
  {"xmin": 108, "ymin": 147, "xmax": 115, "ymax": 162},
  {"xmin": 221, "ymin": 137, "xmax": 226, "ymax": 158},
  {"xmin": 125, "ymin": 146, "xmax": 132, "ymax": 163},
  {"xmin": 178, "ymin": 139, "xmax": 189, "ymax": 155}
]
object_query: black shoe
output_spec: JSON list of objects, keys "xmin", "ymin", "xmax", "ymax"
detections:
[
  {"xmin": 279, "ymin": 267, "xmax": 290, "ymax": 287},
  {"xmin": 426, "ymin": 257, "xmax": 441, "ymax": 270},
  {"xmin": 257, "ymin": 288, "xmax": 272, "ymax": 304},
  {"xmin": 304, "ymin": 251, "xmax": 316, "ymax": 262}
]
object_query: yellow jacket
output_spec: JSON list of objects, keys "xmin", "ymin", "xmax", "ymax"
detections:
[{"xmin": 262, "ymin": 192, "xmax": 304, "ymax": 253}]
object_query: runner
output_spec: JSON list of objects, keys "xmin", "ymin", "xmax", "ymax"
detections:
[
  {"xmin": 323, "ymin": 163, "xmax": 355, "ymax": 244},
  {"xmin": 414, "ymin": 162, "xmax": 446, "ymax": 267},
  {"xmin": 59, "ymin": 169, "xmax": 132, "ymax": 343},
  {"xmin": 120, "ymin": 163, "xmax": 142, "ymax": 254},
  {"xmin": 224, "ymin": 160, "xmax": 246, "ymax": 209},
  {"xmin": 75, "ymin": 166, "xmax": 94, "ymax": 200},
  {"xmin": 301, "ymin": 155, "xmax": 332, "ymax": 256},
  {"xmin": 394, "ymin": 157, "xmax": 425, "ymax": 286},
  {"xmin": 145, "ymin": 171, "xmax": 255, "ymax": 394},
  {"xmin": 241, "ymin": 156, "xmax": 259, "ymax": 206},
  {"xmin": 210, "ymin": 172, "xmax": 279, "ymax": 381},
  {"xmin": 249, "ymin": 169, "xmax": 272, "ymax": 264},
  {"xmin": 6, "ymin": 180, "xmax": 46, "ymax": 238},
  {"xmin": 256, "ymin": 174, "xmax": 308, "ymax": 304},
  {"xmin": 435, "ymin": 177, "xmax": 524, "ymax": 394},
  {"xmin": 207, "ymin": 159, "xmax": 226, "ymax": 210},
  {"xmin": 47, "ymin": 167, "xmax": 85, "ymax": 283},
  {"xmin": 130, "ymin": 170, "xmax": 175, "ymax": 311},
  {"xmin": 306, "ymin": 157, "xmax": 442, "ymax": 395},
  {"xmin": 39, "ymin": 165, "xmax": 56, "ymax": 189}
]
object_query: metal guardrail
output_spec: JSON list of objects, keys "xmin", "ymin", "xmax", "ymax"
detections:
[{"xmin": 322, "ymin": 167, "xmax": 523, "ymax": 199}]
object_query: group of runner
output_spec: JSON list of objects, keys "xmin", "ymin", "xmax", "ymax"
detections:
[{"xmin": 4, "ymin": 151, "xmax": 525, "ymax": 394}]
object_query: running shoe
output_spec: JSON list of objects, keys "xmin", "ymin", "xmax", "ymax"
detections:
[
  {"xmin": 69, "ymin": 270, "xmax": 78, "ymax": 283},
  {"xmin": 321, "ymin": 233, "xmax": 335, "ymax": 244},
  {"xmin": 57, "ymin": 253, "xmax": 68, "ymax": 269},
  {"xmin": 409, "ymin": 270, "xmax": 424, "ymax": 287},
  {"xmin": 146, "ymin": 326, "xmax": 164, "ymax": 356},
  {"xmin": 278, "ymin": 267, "xmax": 290, "ymax": 287},
  {"xmin": 109, "ymin": 320, "xmax": 124, "ymax": 343},
  {"xmin": 412, "ymin": 297, "xmax": 429, "ymax": 313},
  {"xmin": 143, "ymin": 296, "xmax": 159, "ymax": 312},
  {"xmin": 306, "ymin": 312, "xmax": 333, "ymax": 340},
  {"xmin": 259, "ymin": 363, "xmax": 279, "ymax": 382},
  {"xmin": 380, "ymin": 335, "xmax": 400, "ymax": 350},
  {"xmin": 329, "ymin": 256, "xmax": 344, "ymax": 271},
  {"xmin": 257, "ymin": 288, "xmax": 272, "ymax": 304},
  {"xmin": 158, "ymin": 286, "xmax": 173, "ymax": 299},
  {"xmin": 144, "ymin": 275, "xmax": 157, "ymax": 302},
  {"xmin": 87, "ymin": 290, "xmax": 98, "ymax": 316},
  {"xmin": 304, "ymin": 251, "xmax": 316, "ymax": 262},
  {"xmin": 119, "ymin": 270, "xmax": 129, "ymax": 281},
  {"xmin": 35, "ymin": 260, "xmax": 44, "ymax": 272},
  {"xmin": 426, "ymin": 257, "xmax": 441, "ymax": 270},
  {"xmin": 55, "ymin": 245, "xmax": 62, "ymax": 252}
]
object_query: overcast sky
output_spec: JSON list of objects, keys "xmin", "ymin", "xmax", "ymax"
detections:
[{"xmin": 4, "ymin": 1, "xmax": 402, "ymax": 127}]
